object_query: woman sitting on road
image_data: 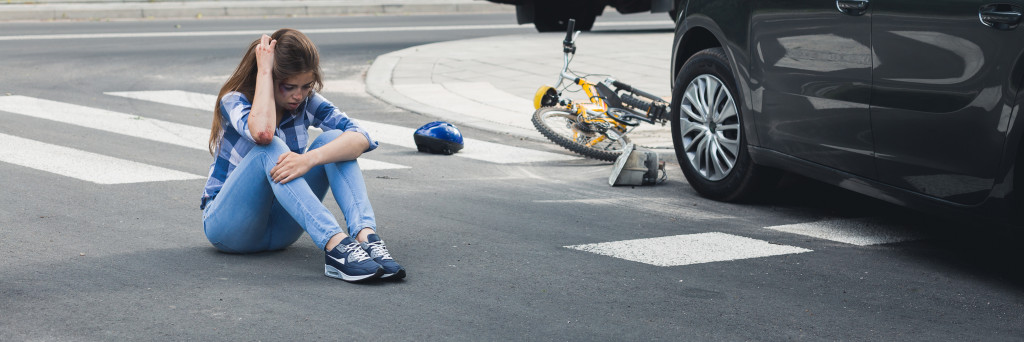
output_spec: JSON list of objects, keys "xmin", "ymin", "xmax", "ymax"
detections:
[{"xmin": 199, "ymin": 28, "xmax": 404, "ymax": 283}]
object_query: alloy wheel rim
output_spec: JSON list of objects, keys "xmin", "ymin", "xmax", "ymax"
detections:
[{"xmin": 679, "ymin": 74, "xmax": 740, "ymax": 181}]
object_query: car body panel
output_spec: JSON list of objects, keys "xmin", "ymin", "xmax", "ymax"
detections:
[
  {"xmin": 749, "ymin": 2, "xmax": 875, "ymax": 179},
  {"xmin": 870, "ymin": 0, "xmax": 1024, "ymax": 204},
  {"xmin": 671, "ymin": 0, "xmax": 1024, "ymax": 225}
]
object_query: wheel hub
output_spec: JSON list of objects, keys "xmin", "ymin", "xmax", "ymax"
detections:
[{"xmin": 679, "ymin": 74, "xmax": 740, "ymax": 182}]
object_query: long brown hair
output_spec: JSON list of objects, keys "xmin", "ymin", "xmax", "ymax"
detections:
[{"xmin": 208, "ymin": 28, "xmax": 324, "ymax": 155}]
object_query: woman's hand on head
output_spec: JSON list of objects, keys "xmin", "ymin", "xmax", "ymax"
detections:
[
  {"xmin": 270, "ymin": 151, "xmax": 316, "ymax": 184},
  {"xmin": 255, "ymin": 34, "xmax": 277, "ymax": 75}
]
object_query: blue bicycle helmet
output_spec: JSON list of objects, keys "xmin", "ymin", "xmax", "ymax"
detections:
[{"xmin": 414, "ymin": 121, "xmax": 464, "ymax": 155}]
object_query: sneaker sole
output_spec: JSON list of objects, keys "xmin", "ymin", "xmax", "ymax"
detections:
[
  {"xmin": 325, "ymin": 265, "xmax": 384, "ymax": 283},
  {"xmin": 381, "ymin": 268, "xmax": 406, "ymax": 281}
]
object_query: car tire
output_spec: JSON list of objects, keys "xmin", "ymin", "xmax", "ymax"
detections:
[{"xmin": 670, "ymin": 47, "xmax": 778, "ymax": 201}]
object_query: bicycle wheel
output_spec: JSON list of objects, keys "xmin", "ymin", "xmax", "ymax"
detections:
[{"xmin": 532, "ymin": 106, "xmax": 630, "ymax": 162}]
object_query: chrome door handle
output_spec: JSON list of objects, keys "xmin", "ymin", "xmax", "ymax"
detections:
[
  {"xmin": 836, "ymin": 0, "xmax": 869, "ymax": 16},
  {"xmin": 979, "ymin": 4, "xmax": 1022, "ymax": 29}
]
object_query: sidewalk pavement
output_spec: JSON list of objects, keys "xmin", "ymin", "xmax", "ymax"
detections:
[
  {"xmin": 366, "ymin": 28, "xmax": 676, "ymax": 150},
  {"xmin": 0, "ymin": 0, "xmax": 511, "ymax": 21}
]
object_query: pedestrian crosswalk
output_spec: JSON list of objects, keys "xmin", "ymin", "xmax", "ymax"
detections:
[
  {"xmin": 0, "ymin": 90, "xmax": 580, "ymax": 185},
  {"xmin": 555, "ymin": 195, "xmax": 923, "ymax": 267},
  {"xmin": 765, "ymin": 218, "xmax": 922, "ymax": 246},
  {"xmin": 0, "ymin": 95, "xmax": 208, "ymax": 150},
  {"xmin": 564, "ymin": 218, "xmax": 922, "ymax": 267},
  {"xmin": 0, "ymin": 132, "xmax": 202, "ymax": 184},
  {"xmin": 105, "ymin": 90, "xmax": 582, "ymax": 164},
  {"xmin": 0, "ymin": 90, "xmax": 916, "ymax": 269},
  {"xmin": 565, "ymin": 232, "xmax": 812, "ymax": 267}
]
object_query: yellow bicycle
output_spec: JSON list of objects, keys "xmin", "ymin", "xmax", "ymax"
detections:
[{"xmin": 531, "ymin": 19, "xmax": 670, "ymax": 162}]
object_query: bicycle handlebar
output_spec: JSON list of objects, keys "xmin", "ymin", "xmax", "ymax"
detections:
[
  {"xmin": 563, "ymin": 19, "xmax": 577, "ymax": 54},
  {"xmin": 557, "ymin": 19, "xmax": 579, "ymax": 87},
  {"xmin": 565, "ymin": 19, "xmax": 576, "ymax": 43}
]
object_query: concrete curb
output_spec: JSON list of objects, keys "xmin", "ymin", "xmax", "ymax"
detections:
[
  {"xmin": 0, "ymin": 1, "xmax": 512, "ymax": 21},
  {"xmin": 365, "ymin": 44, "xmax": 547, "ymax": 141}
]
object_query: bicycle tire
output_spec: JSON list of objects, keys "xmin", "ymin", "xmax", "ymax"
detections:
[{"xmin": 532, "ymin": 106, "xmax": 630, "ymax": 162}]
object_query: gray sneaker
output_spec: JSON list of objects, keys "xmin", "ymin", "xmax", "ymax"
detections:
[
  {"xmin": 361, "ymin": 234, "xmax": 406, "ymax": 280},
  {"xmin": 325, "ymin": 236, "xmax": 383, "ymax": 283}
]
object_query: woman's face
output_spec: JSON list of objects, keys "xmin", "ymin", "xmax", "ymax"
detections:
[{"xmin": 275, "ymin": 71, "xmax": 315, "ymax": 112}]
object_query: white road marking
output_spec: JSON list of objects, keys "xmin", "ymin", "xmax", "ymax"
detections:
[
  {"xmin": 357, "ymin": 159, "xmax": 409, "ymax": 171},
  {"xmin": 106, "ymin": 90, "xmax": 216, "ymax": 112},
  {"xmin": 765, "ymin": 218, "xmax": 922, "ymax": 246},
  {"xmin": 107, "ymin": 90, "xmax": 580, "ymax": 164},
  {"xmin": 0, "ymin": 21, "xmax": 670, "ymax": 41},
  {"xmin": 0, "ymin": 95, "xmax": 208, "ymax": 150},
  {"xmin": 0, "ymin": 133, "xmax": 202, "ymax": 184},
  {"xmin": 565, "ymin": 232, "xmax": 812, "ymax": 267},
  {"xmin": 0, "ymin": 95, "xmax": 405, "ymax": 171}
]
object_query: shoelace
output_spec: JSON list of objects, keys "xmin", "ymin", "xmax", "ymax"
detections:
[
  {"xmin": 365, "ymin": 241, "xmax": 393, "ymax": 260},
  {"xmin": 343, "ymin": 242, "xmax": 371, "ymax": 263}
]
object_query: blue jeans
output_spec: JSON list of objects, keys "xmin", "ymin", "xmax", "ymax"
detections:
[{"xmin": 202, "ymin": 130, "xmax": 376, "ymax": 253}]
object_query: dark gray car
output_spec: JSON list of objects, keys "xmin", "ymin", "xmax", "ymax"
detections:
[{"xmin": 669, "ymin": 0, "xmax": 1024, "ymax": 226}]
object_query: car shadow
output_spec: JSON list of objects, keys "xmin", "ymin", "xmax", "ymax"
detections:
[{"xmin": 749, "ymin": 174, "xmax": 1024, "ymax": 288}]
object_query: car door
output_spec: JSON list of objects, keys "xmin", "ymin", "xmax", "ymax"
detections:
[
  {"xmin": 749, "ymin": 0, "xmax": 876, "ymax": 178},
  {"xmin": 870, "ymin": 0, "xmax": 1024, "ymax": 204}
]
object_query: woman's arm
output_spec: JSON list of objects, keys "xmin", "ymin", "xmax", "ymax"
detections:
[
  {"xmin": 269, "ymin": 131, "xmax": 370, "ymax": 184},
  {"xmin": 249, "ymin": 34, "xmax": 277, "ymax": 145}
]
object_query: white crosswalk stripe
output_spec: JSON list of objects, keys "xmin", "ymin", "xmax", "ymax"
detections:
[
  {"xmin": 565, "ymin": 232, "xmax": 812, "ymax": 267},
  {"xmin": 765, "ymin": 218, "xmax": 922, "ymax": 246},
  {"xmin": 106, "ymin": 90, "xmax": 216, "ymax": 112},
  {"xmin": 553, "ymin": 196, "xmax": 915, "ymax": 267},
  {"xmin": 0, "ymin": 133, "xmax": 203, "ymax": 184},
  {"xmin": 105, "ymin": 90, "xmax": 581, "ymax": 164},
  {"xmin": 0, "ymin": 95, "xmax": 208, "ymax": 150}
]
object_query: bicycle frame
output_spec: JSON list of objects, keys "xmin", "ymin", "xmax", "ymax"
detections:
[
  {"xmin": 552, "ymin": 31, "xmax": 630, "ymax": 148},
  {"xmin": 566, "ymin": 78, "xmax": 628, "ymax": 146}
]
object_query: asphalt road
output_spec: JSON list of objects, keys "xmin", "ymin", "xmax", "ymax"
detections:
[{"xmin": 1, "ymin": 12, "xmax": 1022, "ymax": 341}]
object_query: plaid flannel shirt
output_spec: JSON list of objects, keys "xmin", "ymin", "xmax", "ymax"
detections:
[{"xmin": 200, "ymin": 91, "xmax": 378, "ymax": 209}]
